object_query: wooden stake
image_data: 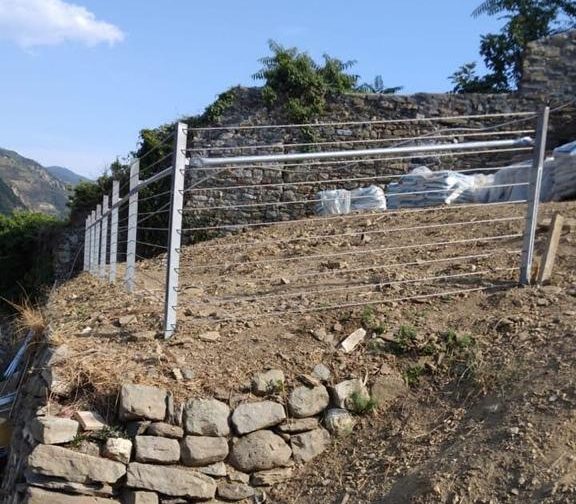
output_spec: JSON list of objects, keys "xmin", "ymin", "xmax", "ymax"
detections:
[{"xmin": 537, "ymin": 212, "xmax": 564, "ymax": 284}]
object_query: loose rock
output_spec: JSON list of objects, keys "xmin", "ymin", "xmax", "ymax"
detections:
[
  {"xmin": 28, "ymin": 416, "xmax": 79, "ymax": 445},
  {"xmin": 146, "ymin": 422, "xmax": 184, "ymax": 439},
  {"xmin": 126, "ymin": 462, "xmax": 216, "ymax": 500},
  {"xmin": 103, "ymin": 438, "xmax": 133, "ymax": 465},
  {"xmin": 197, "ymin": 462, "xmax": 227, "ymax": 477},
  {"xmin": 339, "ymin": 328, "xmax": 367, "ymax": 353},
  {"xmin": 324, "ymin": 408, "xmax": 355, "ymax": 437},
  {"xmin": 251, "ymin": 467, "xmax": 294, "ymax": 486},
  {"xmin": 184, "ymin": 399, "xmax": 231, "ymax": 437},
  {"xmin": 288, "ymin": 386, "xmax": 329, "ymax": 418},
  {"xmin": 73, "ymin": 411, "xmax": 107, "ymax": 432},
  {"xmin": 370, "ymin": 373, "xmax": 407, "ymax": 407},
  {"xmin": 291, "ymin": 428, "xmax": 331, "ymax": 463},
  {"xmin": 217, "ymin": 481, "xmax": 255, "ymax": 501},
  {"xmin": 181, "ymin": 436, "xmax": 229, "ymax": 466},
  {"xmin": 119, "ymin": 384, "xmax": 167, "ymax": 422},
  {"xmin": 231, "ymin": 401, "xmax": 286, "ymax": 435},
  {"xmin": 277, "ymin": 417, "xmax": 319, "ymax": 434},
  {"xmin": 28, "ymin": 444, "xmax": 126, "ymax": 484},
  {"xmin": 251, "ymin": 369, "xmax": 285, "ymax": 395},
  {"xmin": 331, "ymin": 379, "xmax": 370, "ymax": 412},
  {"xmin": 229, "ymin": 431, "xmax": 292, "ymax": 472},
  {"xmin": 134, "ymin": 436, "xmax": 180, "ymax": 464},
  {"xmin": 312, "ymin": 364, "xmax": 331, "ymax": 383}
]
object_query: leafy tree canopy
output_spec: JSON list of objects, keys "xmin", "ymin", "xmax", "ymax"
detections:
[{"xmin": 451, "ymin": 0, "xmax": 576, "ymax": 93}]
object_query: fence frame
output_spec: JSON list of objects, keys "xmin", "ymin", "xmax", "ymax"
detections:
[{"xmin": 83, "ymin": 110, "xmax": 549, "ymax": 338}]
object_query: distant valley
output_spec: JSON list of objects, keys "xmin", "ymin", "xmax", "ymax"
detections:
[{"xmin": 0, "ymin": 147, "xmax": 89, "ymax": 218}]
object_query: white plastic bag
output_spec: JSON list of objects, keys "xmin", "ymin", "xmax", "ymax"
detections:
[{"xmin": 315, "ymin": 189, "xmax": 351, "ymax": 216}]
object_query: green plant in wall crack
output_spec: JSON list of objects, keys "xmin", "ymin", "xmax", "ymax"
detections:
[{"xmin": 253, "ymin": 40, "xmax": 359, "ymax": 124}]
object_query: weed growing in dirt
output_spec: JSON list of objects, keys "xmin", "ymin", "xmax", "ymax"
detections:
[
  {"xmin": 390, "ymin": 325, "xmax": 418, "ymax": 354},
  {"xmin": 350, "ymin": 392, "xmax": 378, "ymax": 415},
  {"xmin": 266, "ymin": 379, "xmax": 285, "ymax": 395},
  {"xmin": 404, "ymin": 365, "xmax": 425, "ymax": 387},
  {"xmin": 360, "ymin": 307, "xmax": 386, "ymax": 334}
]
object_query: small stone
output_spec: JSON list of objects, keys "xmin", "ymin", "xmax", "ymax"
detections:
[
  {"xmin": 125, "ymin": 490, "xmax": 159, "ymax": 504},
  {"xmin": 119, "ymin": 384, "xmax": 167, "ymax": 422},
  {"xmin": 217, "ymin": 481, "xmax": 255, "ymax": 501},
  {"xmin": 198, "ymin": 331, "xmax": 221, "ymax": 342},
  {"xmin": 181, "ymin": 436, "xmax": 229, "ymax": 466},
  {"xmin": 134, "ymin": 436, "xmax": 180, "ymax": 464},
  {"xmin": 291, "ymin": 428, "xmax": 331, "ymax": 463},
  {"xmin": 324, "ymin": 408, "xmax": 355, "ymax": 437},
  {"xmin": 229, "ymin": 431, "xmax": 292, "ymax": 472},
  {"xmin": 251, "ymin": 369, "xmax": 285, "ymax": 395},
  {"xmin": 184, "ymin": 399, "xmax": 231, "ymax": 437},
  {"xmin": 181, "ymin": 368, "xmax": 195, "ymax": 381},
  {"xmin": 172, "ymin": 368, "xmax": 184, "ymax": 381},
  {"xmin": 331, "ymin": 379, "xmax": 370, "ymax": 412},
  {"xmin": 339, "ymin": 328, "xmax": 367, "ymax": 353},
  {"xmin": 28, "ymin": 416, "xmax": 79, "ymax": 445},
  {"xmin": 103, "ymin": 438, "xmax": 133, "ymax": 464},
  {"xmin": 251, "ymin": 467, "xmax": 294, "ymax": 486},
  {"xmin": 312, "ymin": 364, "xmax": 331, "ymax": 383},
  {"xmin": 197, "ymin": 461, "xmax": 227, "ymax": 477},
  {"xmin": 146, "ymin": 422, "xmax": 184, "ymax": 439},
  {"xmin": 277, "ymin": 418, "xmax": 319, "ymax": 434},
  {"xmin": 118, "ymin": 315, "xmax": 138, "ymax": 327},
  {"xmin": 288, "ymin": 386, "xmax": 329, "ymax": 418},
  {"xmin": 231, "ymin": 401, "xmax": 286, "ymax": 435},
  {"xmin": 509, "ymin": 427, "xmax": 520, "ymax": 435},
  {"xmin": 227, "ymin": 467, "xmax": 250, "ymax": 484},
  {"xmin": 126, "ymin": 462, "xmax": 216, "ymax": 500},
  {"xmin": 73, "ymin": 411, "xmax": 107, "ymax": 432}
]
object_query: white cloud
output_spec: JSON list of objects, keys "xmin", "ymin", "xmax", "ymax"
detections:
[{"xmin": 0, "ymin": 0, "xmax": 124, "ymax": 48}]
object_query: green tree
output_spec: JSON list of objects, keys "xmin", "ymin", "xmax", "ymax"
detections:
[
  {"xmin": 451, "ymin": 0, "xmax": 576, "ymax": 93},
  {"xmin": 253, "ymin": 40, "xmax": 359, "ymax": 123},
  {"xmin": 356, "ymin": 75, "xmax": 403, "ymax": 94}
]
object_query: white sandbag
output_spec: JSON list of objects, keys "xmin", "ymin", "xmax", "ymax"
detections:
[
  {"xmin": 315, "ymin": 189, "xmax": 351, "ymax": 216},
  {"xmin": 386, "ymin": 166, "xmax": 478, "ymax": 209},
  {"xmin": 550, "ymin": 141, "xmax": 576, "ymax": 201},
  {"xmin": 350, "ymin": 185, "xmax": 387, "ymax": 212}
]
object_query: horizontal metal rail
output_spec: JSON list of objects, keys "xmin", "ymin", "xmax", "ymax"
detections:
[{"xmin": 191, "ymin": 138, "xmax": 533, "ymax": 168}]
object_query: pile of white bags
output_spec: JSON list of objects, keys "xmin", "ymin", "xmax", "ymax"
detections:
[
  {"xmin": 550, "ymin": 141, "xmax": 576, "ymax": 201},
  {"xmin": 315, "ymin": 185, "xmax": 387, "ymax": 216}
]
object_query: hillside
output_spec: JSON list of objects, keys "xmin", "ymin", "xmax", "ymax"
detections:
[
  {"xmin": 0, "ymin": 147, "xmax": 69, "ymax": 217},
  {"xmin": 44, "ymin": 200, "xmax": 576, "ymax": 503},
  {"xmin": 0, "ymin": 176, "xmax": 24, "ymax": 214},
  {"xmin": 45, "ymin": 165, "xmax": 89, "ymax": 186}
]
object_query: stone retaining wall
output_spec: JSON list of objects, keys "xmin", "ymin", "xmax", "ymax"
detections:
[{"xmin": 3, "ymin": 337, "xmax": 406, "ymax": 503}]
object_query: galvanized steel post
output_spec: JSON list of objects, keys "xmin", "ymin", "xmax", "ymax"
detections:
[
  {"xmin": 99, "ymin": 195, "xmax": 109, "ymax": 278},
  {"xmin": 90, "ymin": 209, "xmax": 97, "ymax": 275},
  {"xmin": 125, "ymin": 160, "xmax": 140, "ymax": 292},
  {"xmin": 94, "ymin": 204, "xmax": 102, "ymax": 276},
  {"xmin": 109, "ymin": 180, "xmax": 120, "ymax": 283},
  {"xmin": 83, "ymin": 215, "xmax": 91, "ymax": 271},
  {"xmin": 520, "ymin": 106, "xmax": 550, "ymax": 285},
  {"xmin": 163, "ymin": 122, "xmax": 187, "ymax": 339}
]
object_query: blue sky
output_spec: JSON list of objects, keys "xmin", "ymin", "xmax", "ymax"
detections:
[{"xmin": 0, "ymin": 0, "xmax": 505, "ymax": 178}]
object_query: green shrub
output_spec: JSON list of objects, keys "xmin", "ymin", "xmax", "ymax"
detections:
[{"xmin": 0, "ymin": 211, "xmax": 63, "ymax": 303}]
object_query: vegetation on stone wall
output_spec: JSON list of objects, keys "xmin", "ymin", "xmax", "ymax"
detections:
[
  {"xmin": 452, "ymin": 0, "xmax": 576, "ymax": 93},
  {"xmin": 0, "ymin": 212, "xmax": 63, "ymax": 303}
]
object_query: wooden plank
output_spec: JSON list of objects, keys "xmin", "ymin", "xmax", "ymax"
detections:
[{"xmin": 537, "ymin": 212, "xmax": 564, "ymax": 284}]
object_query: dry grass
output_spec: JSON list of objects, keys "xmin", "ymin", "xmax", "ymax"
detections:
[{"xmin": 1, "ymin": 297, "xmax": 46, "ymax": 339}]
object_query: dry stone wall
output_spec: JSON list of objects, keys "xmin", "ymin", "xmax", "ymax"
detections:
[{"xmin": 1, "ymin": 338, "xmax": 407, "ymax": 503}]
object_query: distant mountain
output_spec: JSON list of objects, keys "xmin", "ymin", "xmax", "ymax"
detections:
[
  {"xmin": 0, "ymin": 147, "xmax": 69, "ymax": 217},
  {"xmin": 0, "ymin": 176, "xmax": 25, "ymax": 215},
  {"xmin": 45, "ymin": 165, "xmax": 89, "ymax": 187}
]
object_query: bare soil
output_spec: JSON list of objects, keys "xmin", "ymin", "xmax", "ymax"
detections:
[{"xmin": 47, "ymin": 200, "xmax": 576, "ymax": 503}]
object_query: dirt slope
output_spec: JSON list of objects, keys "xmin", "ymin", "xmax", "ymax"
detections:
[{"xmin": 47, "ymin": 200, "xmax": 576, "ymax": 503}]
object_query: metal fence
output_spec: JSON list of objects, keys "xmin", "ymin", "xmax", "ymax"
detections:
[{"xmin": 83, "ymin": 107, "xmax": 549, "ymax": 338}]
